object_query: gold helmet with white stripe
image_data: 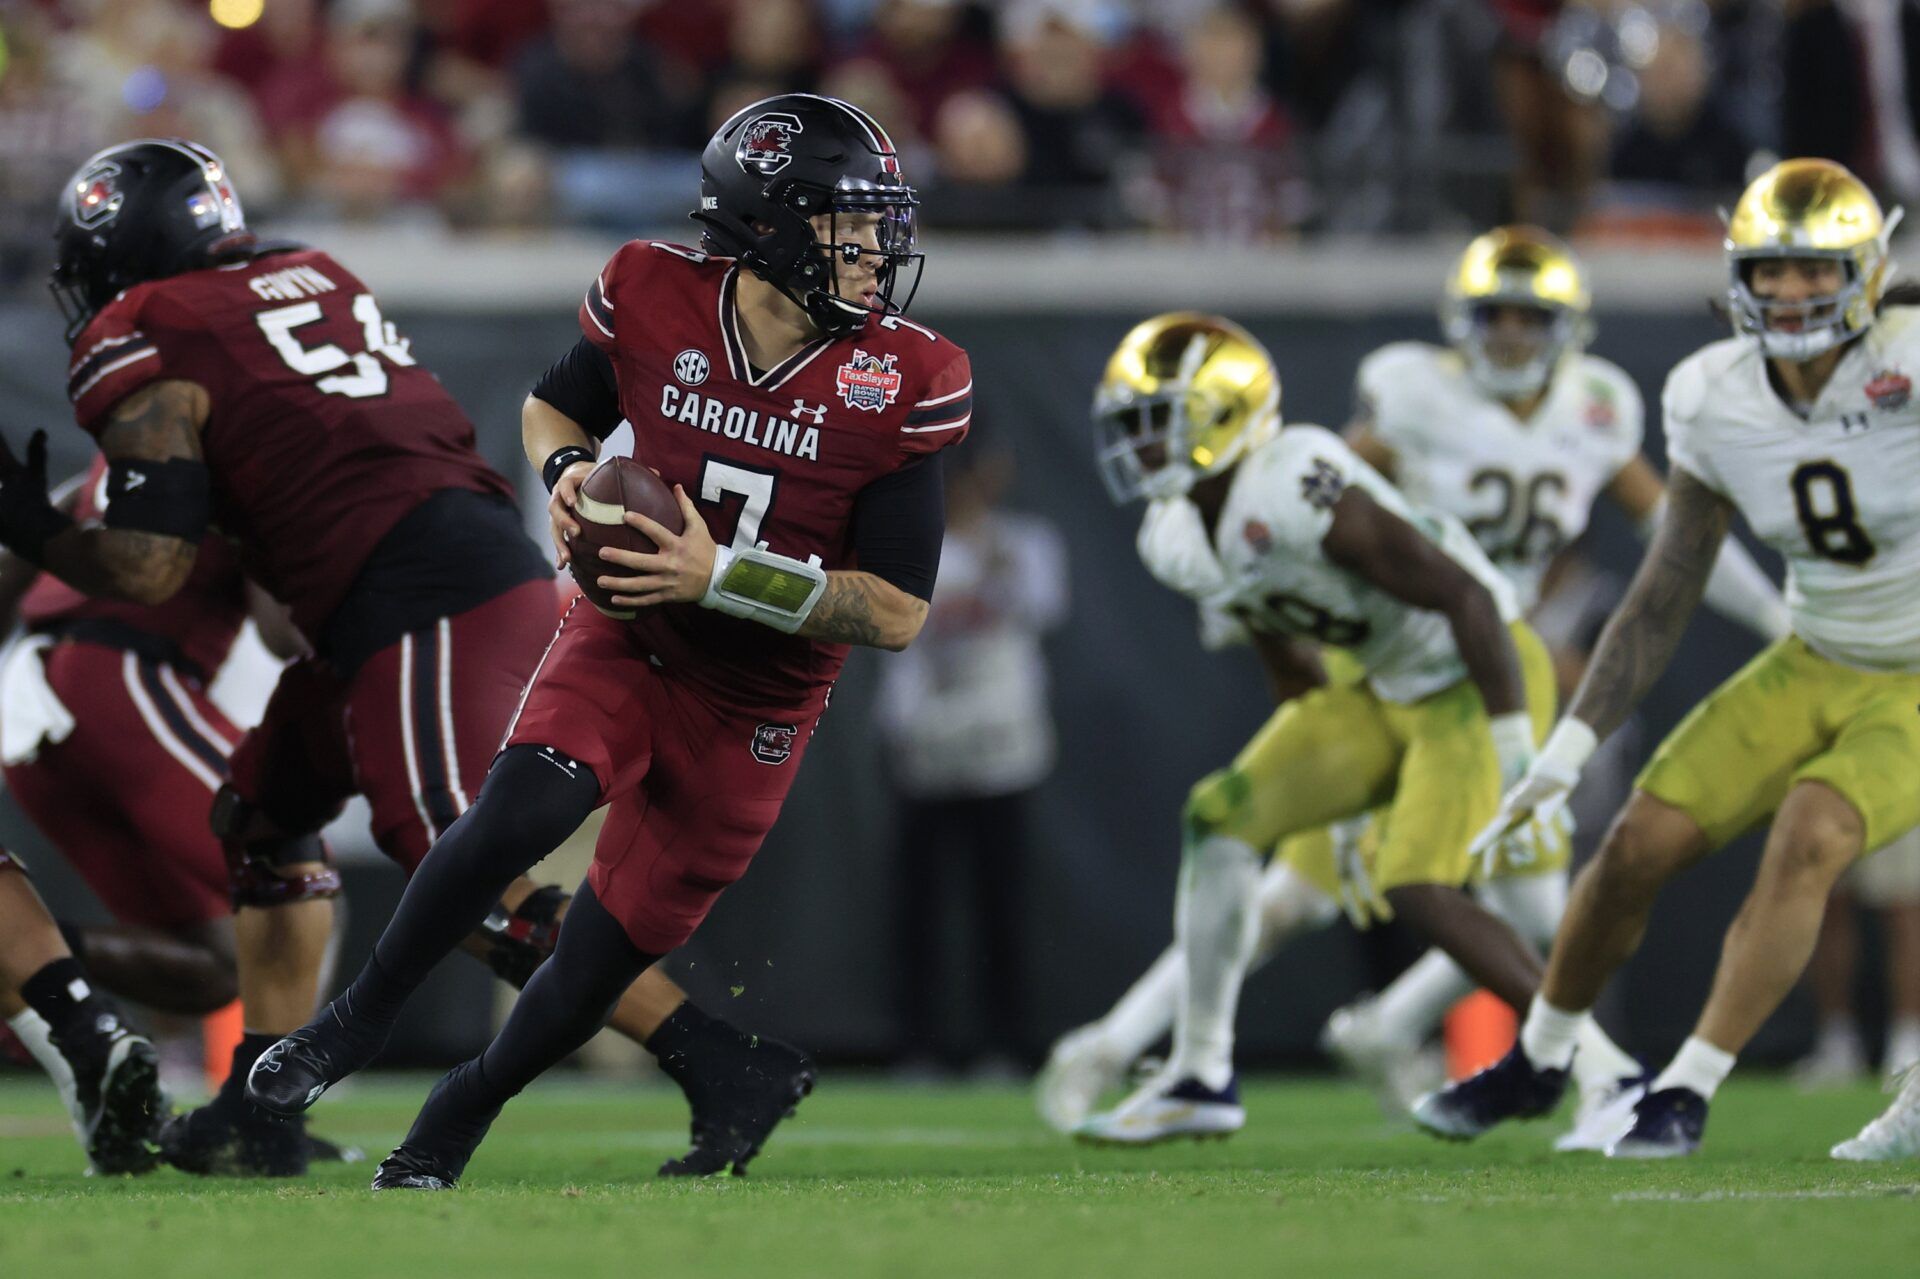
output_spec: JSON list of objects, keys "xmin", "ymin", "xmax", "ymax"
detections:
[
  {"xmin": 1725, "ymin": 159, "xmax": 1900, "ymax": 360},
  {"xmin": 1442, "ymin": 226, "xmax": 1592, "ymax": 400},
  {"xmin": 1093, "ymin": 312, "xmax": 1280, "ymax": 503}
]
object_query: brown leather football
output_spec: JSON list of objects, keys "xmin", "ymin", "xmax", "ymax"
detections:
[{"xmin": 567, "ymin": 456, "xmax": 685, "ymax": 619}]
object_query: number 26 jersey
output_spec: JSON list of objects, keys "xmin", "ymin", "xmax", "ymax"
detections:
[
  {"xmin": 66, "ymin": 246, "xmax": 514, "ymax": 639},
  {"xmin": 1664, "ymin": 306, "xmax": 1920, "ymax": 672}
]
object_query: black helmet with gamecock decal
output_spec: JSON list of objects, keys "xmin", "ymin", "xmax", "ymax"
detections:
[
  {"xmin": 49, "ymin": 138, "xmax": 256, "ymax": 344},
  {"xmin": 693, "ymin": 94, "xmax": 923, "ymax": 338}
]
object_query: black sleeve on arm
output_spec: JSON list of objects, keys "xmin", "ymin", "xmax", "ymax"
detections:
[
  {"xmin": 850, "ymin": 454, "xmax": 945, "ymax": 601},
  {"xmin": 529, "ymin": 337, "xmax": 622, "ymax": 439}
]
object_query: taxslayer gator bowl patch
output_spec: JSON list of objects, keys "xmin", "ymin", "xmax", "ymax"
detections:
[
  {"xmin": 1867, "ymin": 370, "xmax": 1911, "ymax": 411},
  {"xmin": 835, "ymin": 349, "xmax": 902, "ymax": 413}
]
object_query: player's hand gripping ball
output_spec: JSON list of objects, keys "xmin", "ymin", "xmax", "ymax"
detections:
[{"xmin": 567, "ymin": 457, "xmax": 686, "ymax": 618}]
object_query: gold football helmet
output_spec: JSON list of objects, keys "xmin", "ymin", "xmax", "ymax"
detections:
[
  {"xmin": 1093, "ymin": 312, "xmax": 1280, "ymax": 503},
  {"xmin": 1725, "ymin": 158, "xmax": 1900, "ymax": 360},
  {"xmin": 1441, "ymin": 226, "xmax": 1593, "ymax": 400}
]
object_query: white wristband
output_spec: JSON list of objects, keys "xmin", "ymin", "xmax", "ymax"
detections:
[
  {"xmin": 699, "ymin": 544, "xmax": 828, "ymax": 633},
  {"xmin": 1536, "ymin": 717, "xmax": 1599, "ymax": 780}
]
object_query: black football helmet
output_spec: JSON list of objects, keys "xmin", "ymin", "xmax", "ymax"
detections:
[
  {"xmin": 50, "ymin": 138, "xmax": 255, "ymax": 344},
  {"xmin": 693, "ymin": 94, "xmax": 923, "ymax": 337}
]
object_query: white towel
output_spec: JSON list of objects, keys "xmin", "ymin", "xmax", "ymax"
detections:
[{"xmin": 0, "ymin": 634, "xmax": 76, "ymax": 766}]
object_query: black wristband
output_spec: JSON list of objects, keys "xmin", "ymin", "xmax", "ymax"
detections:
[{"xmin": 542, "ymin": 445, "xmax": 595, "ymax": 493}]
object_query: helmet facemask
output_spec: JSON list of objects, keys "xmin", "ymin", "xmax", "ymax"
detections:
[
  {"xmin": 1726, "ymin": 218, "xmax": 1898, "ymax": 361},
  {"xmin": 806, "ymin": 180, "xmax": 924, "ymax": 335},
  {"xmin": 1443, "ymin": 298, "xmax": 1582, "ymax": 401}
]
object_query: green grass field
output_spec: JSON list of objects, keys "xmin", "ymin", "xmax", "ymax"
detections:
[{"xmin": 2, "ymin": 1073, "xmax": 1918, "ymax": 1278}]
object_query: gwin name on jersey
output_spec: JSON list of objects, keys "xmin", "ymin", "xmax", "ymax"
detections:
[{"xmin": 659, "ymin": 385, "xmax": 822, "ymax": 462}]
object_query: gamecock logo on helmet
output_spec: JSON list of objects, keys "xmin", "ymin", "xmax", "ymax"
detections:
[
  {"xmin": 738, "ymin": 113, "xmax": 804, "ymax": 177},
  {"xmin": 73, "ymin": 162, "xmax": 124, "ymax": 229}
]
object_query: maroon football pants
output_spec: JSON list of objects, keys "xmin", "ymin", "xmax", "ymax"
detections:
[
  {"xmin": 503, "ymin": 598, "xmax": 825, "ymax": 954},
  {"xmin": 227, "ymin": 580, "xmax": 557, "ymax": 873},
  {"xmin": 4, "ymin": 640, "xmax": 236, "ymax": 929}
]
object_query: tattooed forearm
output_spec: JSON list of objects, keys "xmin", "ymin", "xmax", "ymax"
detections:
[
  {"xmin": 798, "ymin": 572, "xmax": 929, "ymax": 650},
  {"xmin": 1567, "ymin": 469, "xmax": 1732, "ymax": 738},
  {"xmin": 42, "ymin": 379, "xmax": 206, "ymax": 605}
]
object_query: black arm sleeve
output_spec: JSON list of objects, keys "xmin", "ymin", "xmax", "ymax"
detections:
[
  {"xmin": 850, "ymin": 454, "xmax": 945, "ymax": 601},
  {"xmin": 529, "ymin": 337, "xmax": 622, "ymax": 439}
]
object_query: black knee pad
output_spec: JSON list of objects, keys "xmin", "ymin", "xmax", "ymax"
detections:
[
  {"xmin": 212, "ymin": 783, "xmax": 342, "ymax": 908},
  {"xmin": 480, "ymin": 883, "xmax": 568, "ymax": 988}
]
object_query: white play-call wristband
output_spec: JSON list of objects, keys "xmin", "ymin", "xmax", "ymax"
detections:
[
  {"xmin": 1488, "ymin": 711, "xmax": 1537, "ymax": 783},
  {"xmin": 699, "ymin": 544, "xmax": 828, "ymax": 633},
  {"xmin": 1536, "ymin": 717, "xmax": 1599, "ymax": 778}
]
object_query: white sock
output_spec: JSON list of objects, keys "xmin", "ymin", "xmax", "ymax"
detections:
[
  {"xmin": 1099, "ymin": 947, "xmax": 1184, "ymax": 1062},
  {"xmin": 1569, "ymin": 1017, "xmax": 1641, "ymax": 1094},
  {"xmin": 6, "ymin": 1008, "xmax": 82, "ymax": 1139},
  {"xmin": 1518, "ymin": 996, "xmax": 1584, "ymax": 1071},
  {"xmin": 1097, "ymin": 860, "xmax": 1334, "ymax": 1063},
  {"xmin": 1816, "ymin": 1014, "xmax": 1863, "ymax": 1053},
  {"xmin": 1168, "ymin": 834, "xmax": 1262, "ymax": 1092},
  {"xmin": 1885, "ymin": 1016, "xmax": 1920, "ymax": 1074},
  {"xmin": 1370, "ymin": 949, "xmax": 1471, "ymax": 1043},
  {"xmin": 1651, "ymin": 1035, "xmax": 1736, "ymax": 1100}
]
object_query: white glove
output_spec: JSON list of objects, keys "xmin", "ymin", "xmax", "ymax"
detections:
[
  {"xmin": 1471, "ymin": 717, "xmax": 1598, "ymax": 876},
  {"xmin": 1329, "ymin": 815, "xmax": 1379, "ymax": 929},
  {"xmin": 1487, "ymin": 711, "xmax": 1537, "ymax": 791}
]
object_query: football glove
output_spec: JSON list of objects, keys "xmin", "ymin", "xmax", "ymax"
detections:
[
  {"xmin": 1330, "ymin": 815, "xmax": 1383, "ymax": 929},
  {"xmin": 1470, "ymin": 717, "xmax": 1598, "ymax": 874},
  {"xmin": 0, "ymin": 430, "xmax": 72, "ymax": 564}
]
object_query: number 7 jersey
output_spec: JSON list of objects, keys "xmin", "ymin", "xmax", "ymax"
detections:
[
  {"xmin": 66, "ymin": 246, "xmax": 513, "ymax": 639},
  {"xmin": 1663, "ymin": 306, "xmax": 1920, "ymax": 671},
  {"xmin": 582, "ymin": 240, "xmax": 971, "ymax": 711}
]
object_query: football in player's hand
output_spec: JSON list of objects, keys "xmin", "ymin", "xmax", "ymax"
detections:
[{"xmin": 568, "ymin": 456, "xmax": 685, "ymax": 619}]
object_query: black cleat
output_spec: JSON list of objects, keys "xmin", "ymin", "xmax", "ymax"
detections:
[
  {"xmin": 1607, "ymin": 1086, "xmax": 1707, "ymax": 1159},
  {"xmin": 371, "ymin": 1145, "xmax": 459, "ymax": 1191},
  {"xmin": 1411, "ymin": 1044, "xmax": 1568, "ymax": 1141},
  {"xmin": 158, "ymin": 1097, "xmax": 308, "ymax": 1177},
  {"xmin": 69, "ymin": 1028, "xmax": 165, "ymax": 1175},
  {"xmin": 658, "ymin": 1036, "xmax": 816, "ymax": 1177},
  {"xmin": 247, "ymin": 1007, "xmax": 380, "ymax": 1117}
]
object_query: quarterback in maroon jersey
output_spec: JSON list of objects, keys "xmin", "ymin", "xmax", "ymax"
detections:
[
  {"xmin": 249, "ymin": 94, "xmax": 970, "ymax": 1190},
  {"xmin": 0, "ymin": 139, "xmax": 805, "ymax": 1178}
]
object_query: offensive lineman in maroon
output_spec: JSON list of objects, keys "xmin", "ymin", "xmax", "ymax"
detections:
[
  {"xmin": 250, "ymin": 94, "xmax": 970, "ymax": 1190},
  {"xmin": 0, "ymin": 139, "xmax": 806, "ymax": 1178}
]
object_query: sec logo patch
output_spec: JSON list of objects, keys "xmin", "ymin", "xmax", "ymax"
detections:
[{"xmin": 674, "ymin": 349, "xmax": 710, "ymax": 386}]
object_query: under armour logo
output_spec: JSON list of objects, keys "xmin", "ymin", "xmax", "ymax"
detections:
[{"xmin": 792, "ymin": 400, "xmax": 828, "ymax": 424}]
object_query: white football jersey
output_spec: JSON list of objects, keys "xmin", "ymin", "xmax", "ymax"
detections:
[
  {"xmin": 1138, "ymin": 425, "xmax": 1520, "ymax": 703},
  {"xmin": 1665, "ymin": 306, "xmax": 1920, "ymax": 671},
  {"xmin": 1357, "ymin": 343, "xmax": 1644, "ymax": 613}
]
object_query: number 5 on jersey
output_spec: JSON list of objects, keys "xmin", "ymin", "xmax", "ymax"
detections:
[{"xmin": 257, "ymin": 294, "xmax": 415, "ymax": 399}]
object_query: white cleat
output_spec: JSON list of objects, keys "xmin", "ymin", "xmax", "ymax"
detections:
[
  {"xmin": 1554, "ymin": 1072, "xmax": 1649, "ymax": 1153},
  {"xmin": 1831, "ymin": 1064, "xmax": 1920, "ymax": 1162},
  {"xmin": 1792, "ymin": 1031, "xmax": 1869, "ymax": 1091},
  {"xmin": 1319, "ymin": 1001, "xmax": 1441, "ymax": 1119},
  {"xmin": 1035, "ymin": 1024, "xmax": 1131, "ymax": 1134},
  {"xmin": 1073, "ymin": 1073, "xmax": 1245, "ymax": 1146}
]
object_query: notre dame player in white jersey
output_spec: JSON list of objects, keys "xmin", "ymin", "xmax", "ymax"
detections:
[
  {"xmin": 1068, "ymin": 313, "xmax": 1636, "ymax": 1145},
  {"xmin": 1416, "ymin": 159, "xmax": 1920, "ymax": 1159},
  {"xmin": 1039, "ymin": 231, "xmax": 1783, "ymax": 1147}
]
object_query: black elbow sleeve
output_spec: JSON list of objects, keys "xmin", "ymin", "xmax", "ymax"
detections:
[{"xmin": 530, "ymin": 337, "xmax": 623, "ymax": 439}]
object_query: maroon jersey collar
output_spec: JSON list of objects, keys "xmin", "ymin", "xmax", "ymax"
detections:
[{"xmin": 717, "ymin": 265, "xmax": 836, "ymax": 392}]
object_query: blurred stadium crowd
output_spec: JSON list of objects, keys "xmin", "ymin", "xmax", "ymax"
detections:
[{"xmin": 0, "ymin": 0, "xmax": 1912, "ymax": 282}]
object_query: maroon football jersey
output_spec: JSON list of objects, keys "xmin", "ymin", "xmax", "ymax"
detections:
[
  {"xmin": 583, "ymin": 241, "xmax": 971, "ymax": 711},
  {"xmin": 20, "ymin": 454, "xmax": 247, "ymax": 679},
  {"xmin": 66, "ymin": 248, "xmax": 514, "ymax": 639}
]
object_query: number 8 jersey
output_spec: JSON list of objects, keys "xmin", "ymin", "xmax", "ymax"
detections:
[
  {"xmin": 66, "ymin": 246, "xmax": 513, "ymax": 639},
  {"xmin": 1663, "ymin": 306, "xmax": 1920, "ymax": 671}
]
